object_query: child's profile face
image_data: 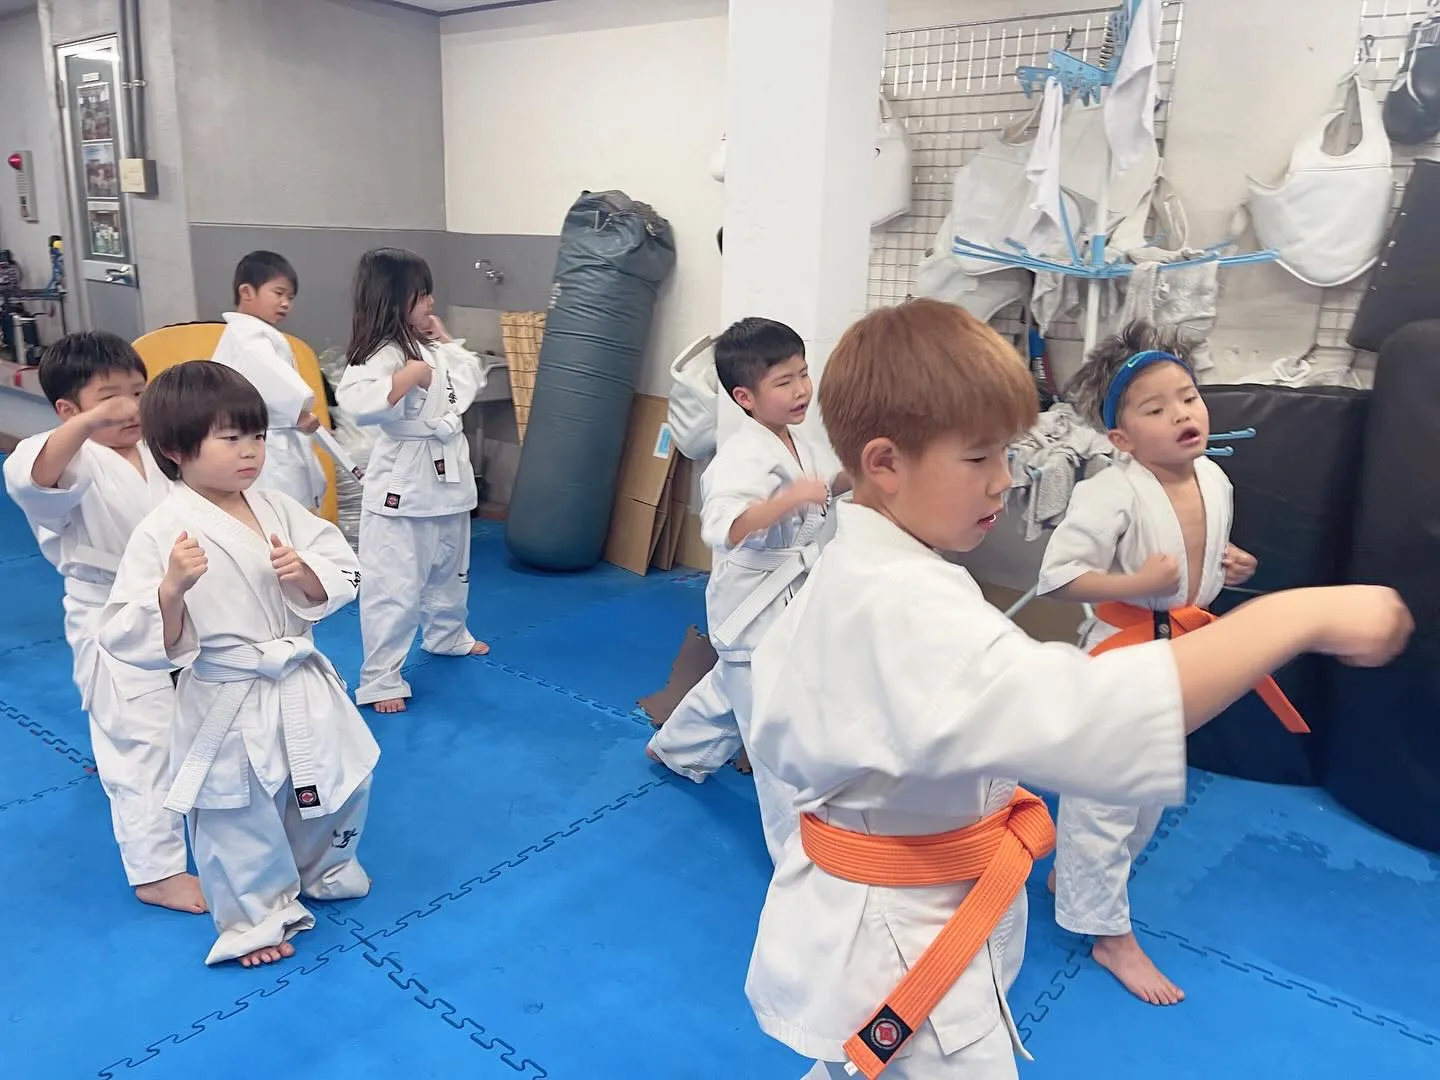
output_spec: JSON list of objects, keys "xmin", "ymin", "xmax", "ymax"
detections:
[
  {"xmin": 178, "ymin": 425, "xmax": 266, "ymax": 495},
  {"xmin": 734, "ymin": 353, "xmax": 811, "ymax": 431},
  {"xmin": 885, "ymin": 432, "xmax": 1013, "ymax": 554},
  {"xmin": 1109, "ymin": 363, "xmax": 1209, "ymax": 469},
  {"xmin": 61, "ymin": 369, "xmax": 147, "ymax": 451},
  {"xmin": 407, "ymin": 291, "xmax": 436, "ymax": 335},
  {"xmin": 238, "ymin": 276, "xmax": 294, "ymax": 326}
]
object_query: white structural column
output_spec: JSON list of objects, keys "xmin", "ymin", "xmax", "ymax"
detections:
[{"xmin": 718, "ymin": 0, "xmax": 888, "ymax": 454}]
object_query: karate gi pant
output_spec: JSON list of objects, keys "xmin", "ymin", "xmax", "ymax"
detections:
[
  {"xmin": 190, "ymin": 764, "xmax": 372, "ymax": 965},
  {"xmin": 804, "ymin": 1017, "xmax": 1019, "ymax": 1079},
  {"xmin": 1052, "ymin": 795, "xmax": 1165, "ymax": 937},
  {"xmin": 86, "ymin": 660, "xmax": 189, "ymax": 887},
  {"xmin": 645, "ymin": 657, "xmax": 797, "ymax": 865},
  {"xmin": 356, "ymin": 509, "xmax": 476, "ymax": 705}
]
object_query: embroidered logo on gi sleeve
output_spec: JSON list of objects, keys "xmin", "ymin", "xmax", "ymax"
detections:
[
  {"xmin": 384, "ymin": 493, "xmax": 402, "ymax": 510},
  {"xmin": 339, "ymin": 568, "xmax": 361, "ymax": 590},
  {"xmin": 331, "ymin": 827, "xmax": 359, "ymax": 849},
  {"xmin": 458, "ymin": 569, "xmax": 469, "ymax": 584},
  {"xmin": 295, "ymin": 785, "xmax": 322, "ymax": 811}
]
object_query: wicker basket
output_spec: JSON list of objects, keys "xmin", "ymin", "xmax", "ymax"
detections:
[{"xmin": 500, "ymin": 311, "xmax": 546, "ymax": 444}]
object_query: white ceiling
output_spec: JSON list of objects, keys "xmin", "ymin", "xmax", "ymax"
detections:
[{"xmin": 398, "ymin": 0, "xmax": 558, "ymax": 12}]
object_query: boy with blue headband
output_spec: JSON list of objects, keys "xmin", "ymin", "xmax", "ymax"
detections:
[{"xmin": 1036, "ymin": 320, "xmax": 1287, "ymax": 1006}]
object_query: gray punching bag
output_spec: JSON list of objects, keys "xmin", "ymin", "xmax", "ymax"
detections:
[{"xmin": 505, "ymin": 191, "xmax": 676, "ymax": 571}]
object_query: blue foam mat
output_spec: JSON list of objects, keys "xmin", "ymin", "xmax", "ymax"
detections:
[
  {"xmin": 349, "ymin": 770, "xmax": 805, "ymax": 1078},
  {"xmin": 0, "ymin": 505, "xmax": 1436, "ymax": 1078}
]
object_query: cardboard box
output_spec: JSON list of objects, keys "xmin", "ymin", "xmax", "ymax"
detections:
[{"xmin": 604, "ymin": 395, "xmax": 686, "ymax": 575}]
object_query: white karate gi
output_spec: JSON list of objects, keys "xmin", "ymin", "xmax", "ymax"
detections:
[
  {"xmin": 2, "ymin": 434, "xmax": 185, "ymax": 887},
  {"xmin": 1036, "ymin": 456, "xmax": 1232, "ymax": 938},
  {"xmin": 211, "ymin": 312, "xmax": 327, "ymax": 511},
  {"xmin": 647, "ymin": 416, "xmax": 835, "ymax": 865},
  {"xmin": 99, "ymin": 485, "xmax": 379, "ymax": 964},
  {"xmin": 744, "ymin": 502, "xmax": 1188, "ymax": 1077},
  {"xmin": 334, "ymin": 340, "xmax": 485, "ymax": 705}
]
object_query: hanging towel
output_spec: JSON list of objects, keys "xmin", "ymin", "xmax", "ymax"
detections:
[
  {"xmin": 1016, "ymin": 79, "xmax": 1068, "ymax": 257},
  {"xmin": 1008, "ymin": 403, "xmax": 1118, "ymax": 540},
  {"xmin": 1104, "ymin": 0, "xmax": 1162, "ymax": 179}
]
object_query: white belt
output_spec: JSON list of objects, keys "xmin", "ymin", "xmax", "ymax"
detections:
[
  {"xmin": 64, "ymin": 545, "xmax": 120, "ymax": 606},
  {"xmin": 710, "ymin": 540, "xmax": 822, "ymax": 651},
  {"xmin": 65, "ymin": 577, "xmax": 113, "ymax": 606},
  {"xmin": 382, "ymin": 414, "xmax": 465, "ymax": 485},
  {"xmin": 165, "ymin": 636, "xmax": 329, "ymax": 819}
]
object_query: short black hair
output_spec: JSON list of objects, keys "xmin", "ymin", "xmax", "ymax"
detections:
[
  {"xmin": 142, "ymin": 361, "xmax": 268, "ymax": 481},
  {"xmin": 232, "ymin": 250, "xmax": 297, "ymax": 305},
  {"xmin": 36, "ymin": 331, "xmax": 147, "ymax": 407},
  {"xmin": 713, "ymin": 316, "xmax": 805, "ymax": 402}
]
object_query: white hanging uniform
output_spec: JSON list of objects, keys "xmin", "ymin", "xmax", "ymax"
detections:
[
  {"xmin": 335, "ymin": 339, "xmax": 485, "ymax": 705},
  {"xmin": 744, "ymin": 503, "xmax": 1187, "ymax": 1078},
  {"xmin": 99, "ymin": 484, "xmax": 379, "ymax": 964},
  {"xmin": 211, "ymin": 312, "xmax": 328, "ymax": 511},
  {"xmin": 2, "ymin": 435, "xmax": 185, "ymax": 888},
  {"xmin": 648, "ymin": 416, "xmax": 837, "ymax": 865},
  {"xmin": 1036, "ymin": 456, "xmax": 1231, "ymax": 939}
]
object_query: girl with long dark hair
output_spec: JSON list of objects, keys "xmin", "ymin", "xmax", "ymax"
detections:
[{"xmin": 336, "ymin": 248, "xmax": 490, "ymax": 714}]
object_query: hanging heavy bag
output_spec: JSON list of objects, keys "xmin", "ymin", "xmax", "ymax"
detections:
[
  {"xmin": 1324, "ymin": 320, "xmax": 1440, "ymax": 854},
  {"xmin": 505, "ymin": 191, "xmax": 677, "ymax": 572},
  {"xmin": 1348, "ymin": 157, "xmax": 1440, "ymax": 352}
]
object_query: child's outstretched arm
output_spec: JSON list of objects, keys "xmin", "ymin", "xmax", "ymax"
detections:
[
  {"xmin": 1170, "ymin": 585, "xmax": 1410, "ymax": 729},
  {"xmin": 760, "ymin": 576, "xmax": 1411, "ymax": 815}
]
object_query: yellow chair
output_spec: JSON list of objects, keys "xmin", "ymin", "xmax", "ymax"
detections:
[{"xmin": 130, "ymin": 322, "xmax": 340, "ymax": 525}]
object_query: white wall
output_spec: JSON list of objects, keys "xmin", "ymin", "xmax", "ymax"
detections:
[
  {"xmin": 441, "ymin": 0, "xmax": 727, "ymax": 398},
  {"xmin": 0, "ymin": 7, "xmax": 66, "ymax": 321},
  {"xmin": 174, "ymin": 0, "xmax": 445, "ymax": 229}
]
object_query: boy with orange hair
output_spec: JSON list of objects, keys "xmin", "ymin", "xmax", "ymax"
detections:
[{"xmin": 740, "ymin": 298, "xmax": 1412, "ymax": 1079}]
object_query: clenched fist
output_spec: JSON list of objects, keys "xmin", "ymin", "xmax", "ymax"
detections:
[
  {"xmin": 1311, "ymin": 586, "xmax": 1414, "ymax": 669},
  {"xmin": 163, "ymin": 531, "xmax": 207, "ymax": 594},
  {"xmin": 1134, "ymin": 553, "xmax": 1182, "ymax": 598},
  {"xmin": 269, "ymin": 534, "xmax": 308, "ymax": 584},
  {"xmin": 85, "ymin": 395, "xmax": 140, "ymax": 431}
]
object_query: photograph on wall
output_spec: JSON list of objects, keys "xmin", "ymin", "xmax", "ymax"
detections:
[
  {"xmin": 87, "ymin": 204, "xmax": 124, "ymax": 258},
  {"xmin": 77, "ymin": 82, "xmax": 114, "ymax": 142},
  {"xmin": 83, "ymin": 142, "xmax": 118, "ymax": 199}
]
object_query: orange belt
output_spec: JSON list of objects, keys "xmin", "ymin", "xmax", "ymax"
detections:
[
  {"xmin": 1090, "ymin": 601, "xmax": 1310, "ymax": 734},
  {"xmin": 800, "ymin": 789, "xmax": 1055, "ymax": 1078}
]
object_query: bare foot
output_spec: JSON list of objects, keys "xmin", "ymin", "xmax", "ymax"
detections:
[
  {"xmin": 1092, "ymin": 932, "xmax": 1185, "ymax": 1005},
  {"xmin": 238, "ymin": 940, "xmax": 296, "ymax": 968},
  {"xmin": 135, "ymin": 872, "xmax": 207, "ymax": 914},
  {"xmin": 1046, "ymin": 867, "xmax": 1056, "ymax": 894},
  {"xmin": 373, "ymin": 698, "xmax": 407, "ymax": 714},
  {"xmin": 469, "ymin": 640, "xmax": 490, "ymax": 656},
  {"xmin": 733, "ymin": 749, "xmax": 753, "ymax": 775},
  {"xmin": 645, "ymin": 745, "xmax": 661, "ymax": 765}
]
